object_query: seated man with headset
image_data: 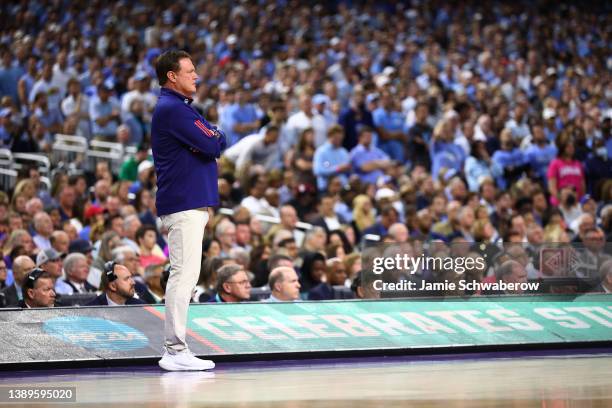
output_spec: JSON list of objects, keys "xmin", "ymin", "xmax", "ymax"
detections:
[{"xmin": 87, "ymin": 261, "xmax": 145, "ymax": 306}]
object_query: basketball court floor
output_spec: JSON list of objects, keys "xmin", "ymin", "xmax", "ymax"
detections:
[{"xmin": 1, "ymin": 351, "xmax": 611, "ymax": 407}]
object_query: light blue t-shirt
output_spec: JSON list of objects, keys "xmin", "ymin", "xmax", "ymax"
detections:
[{"xmin": 313, "ymin": 141, "xmax": 350, "ymax": 191}]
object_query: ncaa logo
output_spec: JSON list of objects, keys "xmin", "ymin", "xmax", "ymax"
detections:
[{"xmin": 43, "ymin": 317, "xmax": 149, "ymax": 351}]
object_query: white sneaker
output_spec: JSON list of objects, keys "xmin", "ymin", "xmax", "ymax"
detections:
[{"xmin": 158, "ymin": 350, "xmax": 215, "ymax": 371}]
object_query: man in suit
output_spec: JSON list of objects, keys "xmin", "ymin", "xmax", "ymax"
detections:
[
  {"xmin": 0, "ymin": 255, "xmax": 35, "ymax": 307},
  {"xmin": 110, "ymin": 245, "xmax": 156, "ymax": 304},
  {"xmin": 308, "ymin": 258, "xmax": 352, "ymax": 300},
  {"xmin": 311, "ymin": 194, "xmax": 347, "ymax": 234},
  {"xmin": 87, "ymin": 262, "xmax": 145, "ymax": 306},
  {"xmin": 483, "ymin": 260, "xmax": 528, "ymax": 296},
  {"xmin": 63, "ymin": 253, "xmax": 96, "ymax": 294},
  {"xmin": 211, "ymin": 264, "xmax": 252, "ymax": 303},
  {"xmin": 20, "ymin": 268, "xmax": 56, "ymax": 308},
  {"xmin": 266, "ymin": 266, "xmax": 301, "ymax": 302}
]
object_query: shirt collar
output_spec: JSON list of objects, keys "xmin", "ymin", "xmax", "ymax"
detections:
[
  {"xmin": 106, "ymin": 293, "xmax": 120, "ymax": 306},
  {"xmin": 160, "ymin": 87, "xmax": 193, "ymax": 105}
]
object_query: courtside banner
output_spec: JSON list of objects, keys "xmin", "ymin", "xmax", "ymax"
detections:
[{"xmin": 0, "ymin": 295, "xmax": 611, "ymax": 367}]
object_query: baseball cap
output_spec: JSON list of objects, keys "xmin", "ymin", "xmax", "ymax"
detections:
[
  {"xmin": 100, "ymin": 79, "xmax": 114, "ymax": 91},
  {"xmin": 542, "ymin": 108, "xmax": 556, "ymax": 120},
  {"xmin": 366, "ymin": 93, "xmax": 379, "ymax": 105},
  {"xmin": 36, "ymin": 248, "xmax": 63, "ymax": 267},
  {"xmin": 68, "ymin": 238, "xmax": 93, "ymax": 254},
  {"xmin": 138, "ymin": 160, "xmax": 154, "ymax": 173},
  {"xmin": 312, "ymin": 94, "xmax": 329, "ymax": 106},
  {"xmin": 375, "ymin": 187, "xmax": 396, "ymax": 201},
  {"xmin": 84, "ymin": 205, "xmax": 105, "ymax": 219}
]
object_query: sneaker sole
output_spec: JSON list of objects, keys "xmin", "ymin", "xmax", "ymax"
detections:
[{"xmin": 158, "ymin": 359, "xmax": 215, "ymax": 371}]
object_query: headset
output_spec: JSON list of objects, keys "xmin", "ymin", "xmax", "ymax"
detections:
[{"xmin": 104, "ymin": 261, "xmax": 118, "ymax": 283}]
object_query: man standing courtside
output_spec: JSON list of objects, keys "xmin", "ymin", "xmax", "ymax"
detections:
[{"xmin": 152, "ymin": 50, "xmax": 226, "ymax": 371}]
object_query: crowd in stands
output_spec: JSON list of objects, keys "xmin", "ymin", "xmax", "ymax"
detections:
[{"xmin": 0, "ymin": 0, "xmax": 611, "ymax": 308}]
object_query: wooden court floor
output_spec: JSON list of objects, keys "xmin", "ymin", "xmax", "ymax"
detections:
[{"xmin": 1, "ymin": 354, "xmax": 611, "ymax": 407}]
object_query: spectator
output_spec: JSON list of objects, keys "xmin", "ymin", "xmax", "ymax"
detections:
[
  {"xmin": 119, "ymin": 142, "xmax": 151, "ymax": 182},
  {"xmin": 373, "ymin": 90, "xmax": 406, "ymax": 163},
  {"xmin": 215, "ymin": 219, "xmax": 236, "ymax": 258},
  {"xmin": 36, "ymin": 248, "xmax": 71, "ymax": 295},
  {"xmin": 234, "ymin": 222, "xmax": 252, "ymax": 253},
  {"xmin": 289, "ymin": 128, "xmax": 316, "ymax": 184},
  {"xmin": 350, "ymin": 126, "xmax": 390, "ymax": 186},
  {"xmin": 122, "ymin": 215, "xmax": 142, "ymax": 253},
  {"xmin": 20, "ymin": 269, "xmax": 56, "ymax": 308},
  {"xmin": 362, "ymin": 205, "xmax": 399, "ymax": 238},
  {"xmin": 266, "ymin": 266, "xmax": 301, "ymax": 302},
  {"xmin": 111, "ymin": 245, "xmax": 151, "ymax": 303},
  {"xmin": 86, "ymin": 262, "xmax": 145, "ymax": 306},
  {"xmin": 225, "ymin": 87, "xmax": 260, "ymax": 146},
  {"xmin": 62, "ymin": 253, "xmax": 96, "ymax": 294},
  {"xmin": 143, "ymin": 263, "xmax": 165, "ymax": 304},
  {"xmin": 61, "ymin": 77, "xmax": 91, "ymax": 139},
  {"xmin": 308, "ymin": 258, "xmax": 350, "ymax": 300},
  {"xmin": 120, "ymin": 71, "xmax": 156, "ymax": 122},
  {"xmin": 243, "ymin": 125, "xmax": 281, "ymax": 172},
  {"xmin": 491, "ymin": 128, "xmax": 526, "ymax": 190},
  {"xmin": 240, "ymin": 174, "xmax": 277, "ymax": 217},
  {"xmin": 312, "ymin": 195, "xmax": 347, "ymax": 234},
  {"xmin": 407, "ymin": 102, "xmax": 433, "ymax": 169},
  {"xmin": 524, "ymin": 122, "xmax": 557, "ymax": 185},
  {"xmin": 89, "ymin": 81, "xmax": 121, "ymax": 141},
  {"xmin": 547, "ymin": 131, "xmax": 586, "ymax": 206},
  {"xmin": 32, "ymin": 212, "xmax": 53, "ymax": 251},
  {"xmin": 267, "ymin": 205, "xmax": 304, "ymax": 247},
  {"xmin": 464, "ymin": 141, "xmax": 492, "ymax": 192},
  {"xmin": 484, "ymin": 260, "xmax": 528, "ymax": 295},
  {"xmin": 50, "ymin": 231, "xmax": 70, "ymax": 255},
  {"xmin": 593, "ymin": 259, "xmax": 612, "ymax": 293},
  {"xmin": 299, "ymin": 251, "xmax": 326, "ymax": 296},
  {"xmin": 338, "ymin": 86, "xmax": 375, "ymax": 151},
  {"xmin": 136, "ymin": 224, "xmax": 166, "ymax": 268},
  {"xmin": 213, "ymin": 264, "xmax": 251, "ymax": 303},
  {"xmin": 313, "ymin": 124, "xmax": 350, "ymax": 191},
  {"xmin": 0, "ymin": 255, "xmax": 35, "ymax": 307},
  {"xmin": 286, "ymin": 94, "xmax": 316, "ymax": 151}
]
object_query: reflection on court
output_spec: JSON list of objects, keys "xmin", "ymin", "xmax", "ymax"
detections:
[{"xmin": 1, "ymin": 355, "xmax": 611, "ymax": 407}]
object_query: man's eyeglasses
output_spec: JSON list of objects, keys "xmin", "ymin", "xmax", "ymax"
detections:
[{"xmin": 226, "ymin": 279, "xmax": 251, "ymax": 287}]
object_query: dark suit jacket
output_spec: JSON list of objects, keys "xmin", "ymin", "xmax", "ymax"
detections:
[
  {"xmin": 308, "ymin": 283, "xmax": 354, "ymax": 300},
  {"xmin": 0, "ymin": 284, "xmax": 19, "ymax": 307},
  {"xmin": 135, "ymin": 281, "xmax": 157, "ymax": 304},
  {"xmin": 64, "ymin": 280, "xmax": 97, "ymax": 294},
  {"xmin": 311, "ymin": 215, "xmax": 347, "ymax": 234},
  {"xmin": 86, "ymin": 293, "xmax": 146, "ymax": 306}
]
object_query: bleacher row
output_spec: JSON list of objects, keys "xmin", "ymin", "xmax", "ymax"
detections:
[
  {"xmin": 0, "ymin": 135, "xmax": 141, "ymax": 192},
  {"xmin": 1, "ymin": 285, "xmax": 355, "ymax": 308},
  {"xmin": 8, "ymin": 277, "xmax": 594, "ymax": 308}
]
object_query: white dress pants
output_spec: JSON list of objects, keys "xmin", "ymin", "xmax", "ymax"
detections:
[{"xmin": 160, "ymin": 207, "xmax": 208, "ymax": 353}]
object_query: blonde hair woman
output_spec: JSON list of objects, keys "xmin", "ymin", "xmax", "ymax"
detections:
[
  {"xmin": 543, "ymin": 224, "xmax": 570, "ymax": 243},
  {"xmin": 352, "ymin": 194, "xmax": 375, "ymax": 233}
]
